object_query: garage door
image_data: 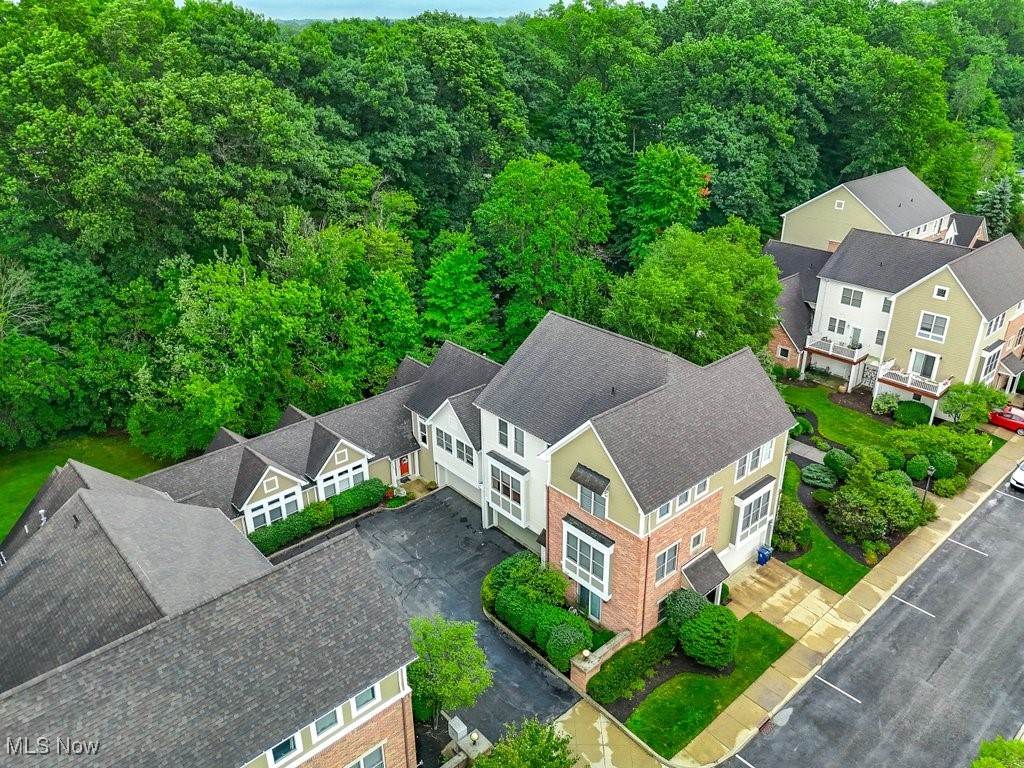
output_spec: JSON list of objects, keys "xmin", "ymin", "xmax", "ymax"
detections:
[{"xmin": 438, "ymin": 464, "xmax": 480, "ymax": 505}]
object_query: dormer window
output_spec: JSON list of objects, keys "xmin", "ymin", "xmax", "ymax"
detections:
[{"xmin": 834, "ymin": 200, "xmax": 845, "ymax": 210}]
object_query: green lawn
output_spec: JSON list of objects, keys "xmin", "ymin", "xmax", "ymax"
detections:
[
  {"xmin": 0, "ymin": 433, "xmax": 169, "ymax": 540},
  {"xmin": 781, "ymin": 384, "xmax": 891, "ymax": 449},
  {"xmin": 626, "ymin": 614, "xmax": 795, "ymax": 757}
]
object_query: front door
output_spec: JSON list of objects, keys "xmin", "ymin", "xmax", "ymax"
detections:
[
  {"xmin": 850, "ymin": 327, "xmax": 861, "ymax": 346},
  {"xmin": 399, "ymin": 455, "xmax": 411, "ymax": 477},
  {"xmin": 911, "ymin": 351, "xmax": 937, "ymax": 379}
]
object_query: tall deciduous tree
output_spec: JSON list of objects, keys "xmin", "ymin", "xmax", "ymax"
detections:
[
  {"xmin": 604, "ymin": 219, "xmax": 780, "ymax": 364},
  {"xmin": 972, "ymin": 736, "xmax": 1024, "ymax": 768},
  {"xmin": 939, "ymin": 382, "xmax": 1009, "ymax": 430},
  {"xmin": 474, "ymin": 719, "xmax": 579, "ymax": 768},
  {"xmin": 473, "ymin": 154, "xmax": 611, "ymax": 350},
  {"xmin": 421, "ymin": 230, "xmax": 498, "ymax": 355},
  {"xmin": 407, "ymin": 615, "xmax": 493, "ymax": 728}
]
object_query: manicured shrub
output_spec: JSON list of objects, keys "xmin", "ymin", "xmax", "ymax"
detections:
[
  {"xmin": 826, "ymin": 487, "xmax": 887, "ymax": 541},
  {"xmin": 678, "ymin": 605, "xmax": 739, "ymax": 670},
  {"xmin": 881, "ymin": 447, "xmax": 906, "ymax": 471},
  {"xmin": 494, "ymin": 586, "xmax": 539, "ymax": 639},
  {"xmin": 305, "ymin": 501, "xmax": 334, "ymax": 528},
  {"xmin": 894, "ymin": 400, "xmax": 932, "ymax": 426},
  {"xmin": 772, "ymin": 363, "xmax": 785, "ymax": 379},
  {"xmin": 812, "ymin": 436, "xmax": 830, "ymax": 451},
  {"xmin": 811, "ymin": 488, "xmax": 834, "ymax": 506},
  {"xmin": 482, "ymin": 551, "xmax": 541, "ymax": 611},
  {"xmin": 546, "ymin": 624, "xmax": 589, "ymax": 672},
  {"xmin": 586, "ymin": 625, "xmax": 676, "ymax": 704},
  {"xmin": 861, "ymin": 539, "xmax": 891, "ymax": 566},
  {"xmin": 878, "ymin": 470, "xmax": 913, "ymax": 489},
  {"xmin": 329, "ymin": 478, "xmax": 388, "ymax": 519},
  {"xmin": 533, "ymin": 606, "xmax": 591, "ymax": 650},
  {"xmin": 720, "ymin": 583, "xmax": 730, "ymax": 603},
  {"xmin": 906, "ymin": 454, "xmax": 930, "ymax": 481},
  {"xmin": 663, "ymin": 589, "xmax": 710, "ymax": 633},
  {"xmin": 385, "ymin": 497, "xmax": 408, "ymax": 507},
  {"xmin": 801, "ymin": 463, "xmax": 838, "ymax": 488},
  {"xmin": 785, "ymin": 367, "xmax": 802, "ymax": 380},
  {"xmin": 524, "ymin": 568, "xmax": 571, "ymax": 607},
  {"xmin": 874, "ymin": 484, "xmax": 928, "ymax": 532},
  {"xmin": 933, "ymin": 474, "xmax": 968, "ymax": 498},
  {"xmin": 789, "ymin": 416, "xmax": 813, "ymax": 438},
  {"xmin": 929, "ymin": 450, "xmax": 957, "ymax": 480},
  {"xmin": 823, "ymin": 449, "xmax": 856, "ymax": 480},
  {"xmin": 871, "ymin": 392, "xmax": 900, "ymax": 415},
  {"xmin": 248, "ymin": 509, "xmax": 316, "ymax": 555},
  {"xmin": 772, "ymin": 496, "xmax": 810, "ymax": 552}
]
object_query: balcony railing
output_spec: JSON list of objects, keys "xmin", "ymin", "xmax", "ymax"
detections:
[
  {"xmin": 877, "ymin": 359, "xmax": 953, "ymax": 397},
  {"xmin": 806, "ymin": 334, "xmax": 867, "ymax": 363}
]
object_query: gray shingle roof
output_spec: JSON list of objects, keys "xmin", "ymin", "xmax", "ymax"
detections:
[
  {"xmin": 139, "ymin": 446, "xmax": 246, "ymax": 518},
  {"xmin": 681, "ymin": 549, "xmax": 729, "ymax": 594},
  {"xmin": 0, "ymin": 486, "xmax": 270, "ymax": 693},
  {"xmin": 405, "ymin": 342, "xmax": 501, "ymax": 418},
  {"xmin": 231, "ymin": 447, "xmax": 278, "ymax": 509},
  {"xmin": 205, "ymin": 426, "xmax": 245, "ymax": 454},
  {"xmin": 591, "ymin": 351, "xmax": 794, "ymax": 512},
  {"xmin": 777, "ymin": 275, "xmax": 810, "ymax": 351},
  {"xmin": 273, "ymin": 404, "xmax": 311, "ymax": 430},
  {"xmin": 570, "ymin": 464, "xmax": 610, "ymax": 495},
  {"xmin": 318, "ymin": 383, "xmax": 421, "ymax": 462},
  {"xmin": 818, "ymin": 229, "xmax": 968, "ymax": 294},
  {"xmin": 1001, "ymin": 354, "xmax": 1024, "ymax": 376},
  {"xmin": 0, "ymin": 530, "xmax": 415, "ymax": 768},
  {"xmin": 951, "ymin": 213, "xmax": 987, "ymax": 247},
  {"xmin": 948, "ymin": 235, "xmax": 1024, "ymax": 318},
  {"xmin": 305, "ymin": 422, "xmax": 344, "ymax": 477},
  {"xmin": 475, "ymin": 313, "xmax": 671, "ymax": 444},
  {"xmin": 449, "ymin": 385, "xmax": 487, "ymax": 450},
  {"xmin": 385, "ymin": 355, "xmax": 429, "ymax": 391},
  {"xmin": 842, "ymin": 166, "xmax": 953, "ymax": 234},
  {"xmin": 763, "ymin": 239, "xmax": 830, "ymax": 304}
]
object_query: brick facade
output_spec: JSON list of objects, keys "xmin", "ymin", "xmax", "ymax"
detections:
[
  {"xmin": 546, "ymin": 486, "xmax": 725, "ymax": 639},
  {"xmin": 768, "ymin": 323, "xmax": 801, "ymax": 370},
  {"xmin": 996, "ymin": 313, "xmax": 1024, "ymax": 392},
  {"xmin": 303, "ymin": 693, "xmax": 416, "ymax": 768}
]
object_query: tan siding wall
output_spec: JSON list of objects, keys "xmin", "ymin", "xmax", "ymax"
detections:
[
  {"xmin": 782, "ymin": 189, "xmax": 889, "ymax": 250},
  {"xmin": 318, "ymin": 442, "xmax": 371, "ymax": 476},
  {"xmin": 715, "ymin": 433, "xmax": 788, "ymax": 550},
  {"xmin": 884, "ymin": 267, "xmax": 982, "ymax": 383},
  {"xmin": 246, "ymin": 469, "xmax": 301, "ymax": 506},
  {"xmin": 549, "ymin": 427, "xmax": 641, "ymax": 535},
  {"xmin": 303, "ymin": 488, "xmax": 319, "ymax": 506},
  {"xmin": 369, "ymin": 458, "xmax": 392, "ymax": 485}
]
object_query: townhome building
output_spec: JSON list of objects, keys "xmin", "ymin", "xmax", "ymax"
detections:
[{"xmin": 0, "ymin": 463, "xmax": 417, "ymax": 768}]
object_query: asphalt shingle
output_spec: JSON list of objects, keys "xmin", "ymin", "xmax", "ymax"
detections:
[
  {"xmin": 405, "ymin": 342, "xmax": 501, "ymax": 419},
  {"xmin": 385, "ymin": 355, "xmax": 429, "ymax": 391},
  {"xmin": 777, "ymin": 274, "xmax": 810, "ymax": 351},
  {"xmin": 948, "ymin": 234, "xmax": 1024, "ymax": 318},
  {"xmin": 842, "ymin": 167, "xmax": 953, "ymax": 234}
]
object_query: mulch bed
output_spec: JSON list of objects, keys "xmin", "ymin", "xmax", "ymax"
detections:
[
  {"xmin": 603, "ymin": 650, "xmax": 729, "ymax": 723},
  {"xmin": 414, "ymin": 722, "xmax": 450, "ymax": 768}
]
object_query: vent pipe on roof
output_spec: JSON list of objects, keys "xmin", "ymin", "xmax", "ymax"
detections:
[
  {"xmin": 72, "ymin": 514, "xmax": 80, "ymax": 529},
  {"xmin": 0, "ymin": 551, "xmax": 6, "ymax": 567},
  {"xmin": 38, "ymin": 509, "xmax": 46, "ymax": 526}
]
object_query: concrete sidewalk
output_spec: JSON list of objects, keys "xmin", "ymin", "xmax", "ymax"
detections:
[{"xmin": 556, "ymin": 428, "xmax": 1024, "ymax": 768}]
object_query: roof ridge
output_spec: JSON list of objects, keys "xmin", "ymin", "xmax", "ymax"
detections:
[
  {"xmin": 437, "ymin": 340, "xmax": 502, "ymax": 368},
  {"xmin": 544, "ymin": 311, "xmax": 681, "ymax": 357},
  {"xmin": 0, "ymin": 528, "xmax": 358, "ymax": 704}
]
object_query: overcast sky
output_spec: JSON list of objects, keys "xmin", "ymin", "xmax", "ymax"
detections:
[{"xmin": 233, "ymin": 0, "xmax": 548, "ymax": 19}]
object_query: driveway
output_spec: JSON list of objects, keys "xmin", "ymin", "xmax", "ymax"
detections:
[
  {"xmin": 723, "ymin": 479, "xmax": 1024, "ymax": 768},
  {"xmin": 353, "ymin": 488, "xmax": 579, "ymax": 734}
]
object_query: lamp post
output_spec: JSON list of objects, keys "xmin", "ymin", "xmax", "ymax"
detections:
[
  {"xmin": 922, "ymin": 465, "xmax": 936, "ymax": 510},
  {"xmin": 470, "ymin": 732, "xmax": 479, "ymax": 746}
]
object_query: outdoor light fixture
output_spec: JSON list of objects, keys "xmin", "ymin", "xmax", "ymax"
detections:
[
  {"xmin": 470, "ymin": 731, "xmax": 479, "ymax": 745},
  {"xmin": 582, "ymin": 649, "xmax": 591, "ymax": 659},
  {"xmin": 922, "ymin": 465, "xmax": 937, "ymax": 510}
]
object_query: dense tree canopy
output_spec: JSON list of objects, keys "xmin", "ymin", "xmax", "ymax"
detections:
[{"xmin": 1, "ymin": 0, "xmax": 1022, "ymax": 453}]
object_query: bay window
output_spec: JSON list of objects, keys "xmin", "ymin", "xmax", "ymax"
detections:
[
  {"xmin": 489, "ymin": 464, "xmax": 523, "ymax": 522},
  {"xmin": 562, "ymin": 524, "xmax": 612, "ymax": 599}
]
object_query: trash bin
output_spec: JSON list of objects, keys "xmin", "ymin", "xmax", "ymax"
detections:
[{"xmin": 757, "ymin": 546, "xmax": 773, "ymax": 565}]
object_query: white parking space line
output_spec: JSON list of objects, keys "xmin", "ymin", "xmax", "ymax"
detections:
[
  {"xmin": 892, "ymin": 595, "xmax": 936, "ymax": 618},
  {"xmin": 736, "ymin": 756, "xmax": 758, "ymax": 768},
  {"xmin": 994, "ymin": 488, "xmax": 1022, "ymax": 500},
  {"xmin": 947, "ymin": 539, "xmax": 989, "ymax": 557},
  {"xmin": 814, "ymin": 675, "xmax": 862, "ymax": 704}
]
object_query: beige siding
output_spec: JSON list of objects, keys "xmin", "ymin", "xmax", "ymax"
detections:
[
  {"xmin": 549, "ymin": 427, "xmax": 642, "ymax": 535},
  {"xmin": 232, "ymin": 517, "xmax": 246, "ymax": 534},
  {"xmin": 240, "ymin": 669, "xmax": 407, "ymax": 768},
  {"xmin": 302, "ymin": 487, "xmax": 318, "ymax": 506},
  {"xmin": 413, "ymin": 412, "xmax": 437, "ymax": 484},
  {"xmin": 782, "ymin": 187, "xmax": 889, "ymax": 250},
  {"xmin": 884, "ymin": 266, "xmax": 983, "ymax": 384},
  {"xmin": 245, "ymin": 468, "xmax": 300, "ymax": 506},
  {"xmin": 716, "ymin": 433, "xmax": 789, "ymax": 550},
  {"xmin": 316, "ymin": 441, "xmax": 371, "ymax": 476},
  {"xmin": 369, "ymin": 458, "xmax": 392, "ymax": 484}
]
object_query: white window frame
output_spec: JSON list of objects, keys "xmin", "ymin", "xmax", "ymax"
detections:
[
  {"xmin": 489, "ymin": 462, "xmax": 524, "ymax": 523},
  {"xmin": 840, "ymin": 287, "xmax": 863, "ymax": 308},
  {"xmin": 736, "ymin": 485, "xmax": 773, "ymax": 543},
  {"xmin": 435, "ymin": 428, "xmax": 454, "ymax": 455},
  {"xmin": 917, "ymin": 311, "xmax": 948, "ymax": 343},
  {"xmin": 778, "ymin": 346, "xmax": 791, "ymax": 360},
  {"xmin": 346, "ymin": 745, "xmax": 386, "ymax": 768},
  {"xmin": 353, "ymin": 683, "xmax": 379, "ymax": 713},
  {"xmin": 676, "ymin": 487, "xmax": 690, "ymax": 508},
  {"xmin": 266, "ymin": 732, "xmax": 302, "ymax": 766},
  {"xmin": 690, "ymin": 529, "xmax": 706, "ymax": 552},
  {"xmin": 247, "ymin": 488, "xmax": 301, "ymax": 532},
  {"xmin": 417, "ymin": 416, "xmax": 428, "ymax": 446},
  {"xmin": 910, "ymin": 349, "xmax": 940, "ymax": 379},
  {"xmin": 579, "ymin": 485, "xmax": 607, "ymax": 520},
  {"xmin": 987, "ymin": 312, "xmax": 1007, "ymax": 336},
  {"xmin": 827, "ymin": 317, "xmax": 847, "ymax": 335},
  {"xmin": 882, "ymin": 297, "xmax": 892, "ymax": 313},
  {"xmin": 562, "ymin": 526, "xmax": 612, "ymax": 599},
  {"xmin": 319, "ymin": 462, "xmax": 367, "ymax": 500},
  {"xmin": 263, "ymin": 476, "xmax": 279, "ymax": 494},
  {"xmin": 455, "ymin": 438, "xmax": 474, "ymax": 466},
  {"xmin": 933, "ymin": 286, "xmax": 949, "ymax": 300},
  {"xmin": 655, "ymin": 543, "xmax": 679, "ymax": 584},
  {"xmin": 498, "ymin": 419, "xmax": 509, "ymax": 448},
  {"xmin": 981, "ymin": 349, "xmax": 1000, "ymax": 382},
  {"xmin": 312, "ymin": 708, "xmax": 341, "ymax": 740},
  {"xmin": 694, "ymin": 477, "xmax": 710, "ymax": 498},
  {"xmin": 654, "ymin": 501, "xmax": 671, "ymax": 521},
  {"xmin": 1015, "ymin": 326, "xmax": 1024, "ymax": 348},
  {"xmin": 736, "ymin": 440, "xmax": 774, "ymax": 482},
  {"xmin": 513, "ymin": 426, "xmax": 525, "ymax": 457},
  {"xmin": 875, "ymin": 329, "xmax": 886, "ymax": 346},
  {"xmin": 834, "ymin": 199, "xmax": 845, "ymax": 210}
]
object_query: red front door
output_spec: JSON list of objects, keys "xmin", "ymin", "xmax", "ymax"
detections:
[{"xmin": 399, "ymin": 455, "xmax": 411, "ymax": 476}]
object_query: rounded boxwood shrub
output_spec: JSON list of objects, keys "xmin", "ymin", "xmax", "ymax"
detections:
[
  {"xmin": 772, "ymin": 496, "xmax": 810, "ymax": 552},
  {"xmin": 329, "ymin": 478, "xmax": 388, "ymax": 519},
  {"xmin": 790, "ymin": 416, "xmax": 813, "ymax": 438},
  {"xmin": 785, "ymin": 367, "xmax": 802, "ymax": 380},
  {"xmin": 546, "ymin": 624, "xmax": 589, "ymax": 672},
  {"xmin": 586, "ymin": 624, "xmax": 676, "ymax": 704},
  {"xmin": 894, "ymin": 400, "xmax": 932, "ymax": 426},
  {"xmin": 929, "ymin": 450, "xmax": 957, "ymax": 480},
  {"xmin": 933, "ymin": 474, "xmax": 968, "ymax": 498},
  {"xmin": 881, "ymin": 447, "xmax": 906, "ymax": 471},
  {"xmin": 878, "ymin": 470, "xmax": 913, "ymax": 489},
  {"xmin": 663, "ymin": 589, "xmax": 711, "ymax": 633},
  {"xmin": 678, "ymin": 605, "xmax": 739, "ymax": 670},
  {"xmin": 305, "ymin": 501, "xmax": 334, "ymax": 529},
  {"xmin": 482, "ymin": 551, "xmax": 541, "ymax": 611},
  {"xmin": 871, "ymin": 392, "xmax": 900, "ymax": 415},
  {"xmin": 533, "ymin": 606, "xmax": 591, "ymax": 650},
  {"xmin": 494, "ymin": 585, "xmax": 539, "ymax": 639},
  {"xmin": 811, "ymin": 488, "xmax": 834, "ymax": 505},
  {"xmin": 823, "ymin": 449, "xmax": 857, "ymax": 480},
  {"xmin": 906, "ymin": 454, "xmax": 930, "ymax": 481},
  {"xmin": 801, "ymin": 463, "xmax": 838, "ymax": 488}
]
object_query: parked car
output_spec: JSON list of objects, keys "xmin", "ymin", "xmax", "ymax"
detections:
[
  {"xmin": 989, "ymin": 406, "xmax": 1024, "ymax": 435},
  {"xmin": 1010, "ymin": 460, "xmax": 1024, "ymax": 491}
]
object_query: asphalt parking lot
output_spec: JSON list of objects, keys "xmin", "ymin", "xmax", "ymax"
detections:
[
  {"xmin": 353, "ymin": 488, "xmax": 579, "ymax": 733},
  {"xmin": 724, "ymin": 480, "xmax": 1024, "ymax": 768}
]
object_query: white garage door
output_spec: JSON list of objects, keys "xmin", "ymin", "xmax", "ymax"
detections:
[{"xmin": 438, "ymin": 464, "xmax": 480, "ymax": 505}]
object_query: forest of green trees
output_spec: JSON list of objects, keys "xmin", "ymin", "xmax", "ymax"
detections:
[{"xmin": 1, "ymin": 0, "xmax": 1022, "ymax": 459}]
